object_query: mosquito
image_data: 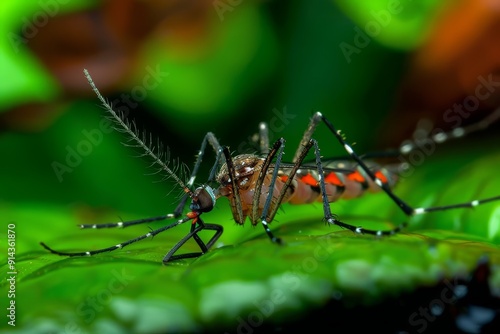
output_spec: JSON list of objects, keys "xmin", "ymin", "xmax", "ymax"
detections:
[{"xmin": 41, "ymin": 69, "xmax": 500, "ymax": 264}]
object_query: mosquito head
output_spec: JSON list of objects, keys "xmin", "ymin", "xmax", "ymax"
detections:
[{"xmin": 190, "ymin": 185, "xmax": 216, "ymax": 213}]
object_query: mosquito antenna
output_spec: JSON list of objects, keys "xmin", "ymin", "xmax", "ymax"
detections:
[{"xmin": 83, "ymin": 69, "xmax": 192, "ymax": 197}]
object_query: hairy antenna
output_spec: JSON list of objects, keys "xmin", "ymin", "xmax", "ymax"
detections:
[{"xmin": 83, "ymin": 69, "xmax": 191, "ymax": 196}]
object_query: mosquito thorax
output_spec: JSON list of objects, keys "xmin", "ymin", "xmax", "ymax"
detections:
[
  {"xmin": 216, "ymin": 154, "xmax": 265, "ymax": 196},
  {"xmin": 190, "ymin": 185, "xmax": 217, "ymax": 213}
]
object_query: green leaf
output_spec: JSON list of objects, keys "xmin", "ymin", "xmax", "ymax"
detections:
[{"xmin": 2, "ymin": 139, "xmax": 500, "ymax": 332}]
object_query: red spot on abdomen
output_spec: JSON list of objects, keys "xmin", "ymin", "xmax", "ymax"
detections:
[
  {"xmin": 347, "ymin": 171, "xmax": 365, "ymax": 183},
  {"xmin": 325, "ymin": 172, "xmax": 344, "ymax": 186},
  {"xmin": 374, "ymin": 171, "xmax": 388, "ymax": 184},
  {"xmin": 300, "ymin": 173, "xmax": 318, "ymax": 186}
]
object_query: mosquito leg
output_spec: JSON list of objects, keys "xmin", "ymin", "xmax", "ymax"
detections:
[
  {"xmin": 309, "ymin": 138, "xmax": 407, "ymax": 235},
  {"xmin": 40, "ymin": 216, "xmax": 193, "ymax": 258},
  {"xmin": 203, "ymin": 223, "xmax": 224, "ymax": 249},
  {"xmin": 162, "ymin": 222, "xmax": 206, "ymax": 262},
  {"xmin": 363, "ymin": 106, "xmax": 500, "ymax": 160},
  {"xmin": 258, "ymin": 133, "xmax": 406, "ymax": 236},
  {"xmin": 221, "ymin": 146, "xmax": 245, "ymax": 224},
  {"xmin": 162, "ymin": 219, "xmax": 223, "ymax": 263},
  {"xmin": 251, "ymin": 138, "xmax": 286, "ymax": 243},
  {"xmin": 399, "ymin": 105, "xmax": 500, "ymax": 155},
  {"xmin": 207, "ymin": 147, "xmax": 224, "ymax": 183},
  {"xmin": 317, "ymin": 111, "xmax": 500, "ymax": 217},
  {"xmin": 254, "ymin": 134, "xmax": 331, "ymax": 242},
  {"xmin": 185, "ymin": 132, "xmax": 222, "ymax": 187},
  {"xmin": 79, "ymin": 214, "xmax": 173, "ymax": 229},
  {"xmin": 292, "ymin": 115, "xmax": 319, "ymax": 163},
  {"xmin": 317, "ymin": 105, "xmax": 500, "ymax": 162},
  {"xmin": 264, "ymin": 139, "xmax": 317, "ymax": 226},
  {"xmin": 173, "ymin": 132, "xmax": 222, "ymax": 217}
]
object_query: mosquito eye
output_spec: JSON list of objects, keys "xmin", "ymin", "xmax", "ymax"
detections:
[{"xmin": 190, "ymin": 186, "xmax": 216, "ymax": 213}]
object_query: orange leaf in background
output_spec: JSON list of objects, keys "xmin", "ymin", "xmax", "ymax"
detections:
[
  {"xmin": 382, "ymin": 0, "xmax": 500, "ymax": 147},
  {"xmin": 1, "ymin": 0, "xmax": 214, "ymax": 132},
  {"xmin": 27, "ymin": 0, "xmax": 213, "ymax": 95}
]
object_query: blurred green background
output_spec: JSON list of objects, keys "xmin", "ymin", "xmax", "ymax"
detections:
[
  {"xmin": 1, "ymin": 0, "xmax": 499, "ymax": 232},
  {"xmin": 1, "ymin": 0, "xmax": 500, "ymax": 333},
  {"xmin": 0, "ymin": 0, "xmax": 448, "ymax": 215}
]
